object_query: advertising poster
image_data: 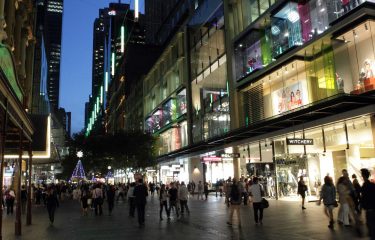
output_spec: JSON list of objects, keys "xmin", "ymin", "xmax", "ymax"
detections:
[{"xmin": 272, "ymin": 81, "xmax": 308, "ymax": 114}]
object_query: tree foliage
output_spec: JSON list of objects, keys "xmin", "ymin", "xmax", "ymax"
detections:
[{"xmin": 59, "ymin": 130, "xmax": 157, "ymax": 179}]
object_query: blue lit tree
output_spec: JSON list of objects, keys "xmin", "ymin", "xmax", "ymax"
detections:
[{"xmin": 71, "ymin": 160, "xmax": 86, "ymax": 180}]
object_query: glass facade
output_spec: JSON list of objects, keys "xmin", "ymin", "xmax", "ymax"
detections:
[
  {"xmin": 333, "ymin": 21, "xmax": 375, "ymax": 94},
  {"xmin": 143, "ymin": 33, "xmax": 187, "ymax": 156},
  {"xmin": 157, "ymin": 121, "xmax": 188, "ymax": 156},
  {"xmin": 144, "ymin": 33, "xmax": 185, "ymax": 118},
  {"xmin": 238, "ymin": 115, "xmax": 375, "ymax": 198},
  {"xmin": 241, "ymin": 44, "xmax": 336, "ymax": 126},
  {"xmin": 233, "ymin": 0, "xmax": 375, "ymax": 81},
  {"xmin": 190, "ymin": 5, "xmax": 230, "ymax": 143}
]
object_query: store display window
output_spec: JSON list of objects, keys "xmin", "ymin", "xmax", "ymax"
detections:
[
  {"xmin": 157, "ymin": 124, "xmax": 186, "ymax": 155},
  {"xmin": 162, "ymin": 98, "xmax": 177, "ymax": 126},
  {"xmin": 333, "ymin": 21, "xmax": 375, "ymax": 94},
  {"xmin": 234, "ymin": 30, "xmax": 272, "ymax": 80},
  {"xmin": 152, "ymin": 109, "xmax": 163, "ymax": 132},
  {"xmin": 145, "ymin": 116, "xmax": 154, "ymax": 133},
  {"xmin": 176, "ymin": 89, "xmax": 187, "ymax": 117},
  {"xmin": 260, "ymin": 60, "xmax": 308, "ymax": 118},
  {"xmin": 269, "ymin": 2, "xmax": 303, "ymax": 58}
]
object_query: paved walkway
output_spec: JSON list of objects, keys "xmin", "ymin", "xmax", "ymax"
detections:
[{"xmin": 1, "ymin": 194, "xmax": 370, "ymax": 240}]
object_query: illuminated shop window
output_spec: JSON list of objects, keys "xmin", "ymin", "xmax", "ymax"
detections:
[{"xmin": 333, "ymin": 21, "xmax": 375, "ymax": 94}]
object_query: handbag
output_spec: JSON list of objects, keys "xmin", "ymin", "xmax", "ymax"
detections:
[
  {"xmin": 333, "ymin": 200, "xmax": 338, "ymax": 208},
  {"xmin": 87, "ymin": 198, "xmax": 92, "ymax": 205},
  {"xmin": 261, "ymin": 198, "xmax": 269, "ymax": 208}
]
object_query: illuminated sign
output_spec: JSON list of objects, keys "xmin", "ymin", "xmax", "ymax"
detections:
[
  {"xmin": 221, "ymin": 153, "xmax": 240, "ymax": 158},
  {"xmin": 286, "ymin": 138, "xmax": 314, "ymax": 145},
  {"xmin": 202, "ymin": 156, "xmax": 222, "ymax": 162},
  {"xmin": 108, "ymin": 10, "xmax": 116, "ymax": 16}
]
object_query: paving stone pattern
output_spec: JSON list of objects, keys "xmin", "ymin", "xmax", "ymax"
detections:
[{"xmin": 2, "ymin": 195, "xmax": 370, "ymax": 240}]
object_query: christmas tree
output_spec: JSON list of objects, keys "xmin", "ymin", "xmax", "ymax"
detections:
[{"xmin": 71, "ymin": 160, "xmax": 86, "ymax": 180}]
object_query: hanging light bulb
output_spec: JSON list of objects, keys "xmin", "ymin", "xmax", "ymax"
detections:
[{"xmin": 353, "ymin": 30, "xmax": 358, "ymax": 38}]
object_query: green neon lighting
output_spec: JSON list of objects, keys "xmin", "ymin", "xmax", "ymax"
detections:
[
  {"xmin": 100, "ymin": 86, "xmax": 103, "ymax": 104},
  {"xmin": 226, "ymin": 81, "xmax": 229, "ymax": 96},
  {"xmin": 121, "ymin": 26, "xmax": 125, "ymax": 53},
  {"xmin": 0, "ymin": 44, "xmax": 23, "ymax": 102},
  {"xmin": 111, "ymin": 53, "xmax": 115, "ymax": 76},
  {"xmin": 105, "ymin": 72, "xmax": 108, "ymax": 91}
]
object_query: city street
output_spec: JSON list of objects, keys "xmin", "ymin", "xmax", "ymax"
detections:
[{"xmin": 2, "ymin": 195, "xmax": 369, "ymax": 240}]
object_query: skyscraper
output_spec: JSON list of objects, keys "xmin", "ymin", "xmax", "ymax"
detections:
[{"xmin": 43, "ymin": 0, "xmax": 64, "ymax": 110}]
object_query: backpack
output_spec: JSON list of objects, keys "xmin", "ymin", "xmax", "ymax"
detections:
[{"xmin": 231, "ymin": 184, "xmax": 240, "ymax": 201}]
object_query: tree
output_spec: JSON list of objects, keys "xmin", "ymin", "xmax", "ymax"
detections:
[{"xmin": 59, "ymin": 130, "xmax": 157, "ymax": 177}]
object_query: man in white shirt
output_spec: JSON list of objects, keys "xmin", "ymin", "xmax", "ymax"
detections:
[{"xmin": 249, "ymin": 177, "xmax": 264, "ymax": 224}]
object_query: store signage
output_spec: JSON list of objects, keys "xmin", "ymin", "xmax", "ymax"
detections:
[
  {"xmin": 276, "ymin": 159, "xmax": 297, "ymax": 165},
  {"xmin": 202, "ymin": 156, "xmax": 222, "ymax": 162},
  {"xmin": 286, "ymin": 138, "xmax": 314, "ymax": 145},
  {"xmin": 221, "ymin": 153, "xmax": 240, "ymax": 158}
]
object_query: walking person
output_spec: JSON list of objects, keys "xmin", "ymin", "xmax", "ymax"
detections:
[
  {"xmin": 21, "ymin": 185, "xmax": 27, "ymax": 214},
  {"xmin": 5, "ymin": 187, "xmax": 15, "ymax": 215},
  {"xmin": 318, "ymin": 176, "xmax": 337, "ymax": 229},
  {"xmin": 204, "ymin": 182, "xmax": 209, "ymax": 200},
  {"xmin": 227, "ymin": 178, "xmax": 242, "ymax": 227},
  {"xmin": 133, "ymin": 179, "xmax": 148, "ymax": 227},
  {"xmin": 46, "ymin": 185, "xmax": 59, "ymax": 224},
  {"xmin": 80, "ymin": 189, "xmax": 89, "ymax": 216},
  {"xmin": 179, "ymin": 181, "xmax": 190, "ymax": 215},
  {"xmin": 360, "ymin": 168, "xmax": 375, "ymax": 239},
  {"xmin": 191, "ymin": 181, "xmax": 196, "ymax": 195},
  {"xmin": 337, "ymin": 176, "xmax": 353, "ymax": 227},
  {"xmin": 159, "ymin": 184, "xmax": 169, "ymax": 220},
  {"xmin": 127, "ymin": 182, "xmax": 136, "ymax": 217},
  {"xmin": 168, "ymin": 182, "xmax": 179, "ymax": 218},
  {"xmin": 197, "ymin": 181, "xmax": 204, "ymax": 200},
  {"xmin": 92, "ymin": 184, "xmax": 103, "ymax": 216},
  {"xmin": 249, "ymin": 177, "xmax": 264, "ymax": 224},
  {"xmin": 298, "ymin": 176, "xmax": 307, "ymax": 210},
  {"xmin": 352, "ymin": 174, "xmax": 361, "ymax": 215},
  {"xmin": 107, "ymin": 185, "xmax": 115, "ymax": 216}
]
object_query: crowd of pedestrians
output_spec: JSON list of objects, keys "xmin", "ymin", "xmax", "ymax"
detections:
[{"xmin": 2, "ymin": 167, "xmax": 373, "ymax": 239}]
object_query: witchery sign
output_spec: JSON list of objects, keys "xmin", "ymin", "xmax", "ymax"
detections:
[{"xmin": 286, "ymin": 138, "xmax": 314, "ymax": 145}]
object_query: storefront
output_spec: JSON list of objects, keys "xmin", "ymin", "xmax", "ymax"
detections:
[
  {"xmin": 159, "ymin": 159, "xmax": 189, "ymax": 184},
  {"xmin": 238, "ymin": 115, "xmax": 375, "ymax": 199},
  {"xmin": 234, "ymin": 0, "xmax": 375, "ymax": 82}
]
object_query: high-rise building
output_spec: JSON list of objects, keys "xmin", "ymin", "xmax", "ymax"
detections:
[
  {"xmin": 43, "ymin": 0, "xmax": 64, "ymax": 110},
  {"xmin": 144, "ymin": 0, "xmax": 178, "ymax": 44},
  {"xmin": 85, "ymin": 3, "xmax": 132, "ymax": 136}
]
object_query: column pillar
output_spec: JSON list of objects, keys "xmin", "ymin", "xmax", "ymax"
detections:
[
  {"xmin": 0, "ymin": 0, "xmax": 7, "ymax": 42},
  {"xmin": 233, "ymin": 146, "xmax": 240, "ymax": 179},
  {"xmin": 15, "ymin": 127, "xmax": 23, "ymax": 236},
  {"xmin": 4, "ymin": 0, "xmax": 15, "ymax": 48},
  {"xmin": 0, "ymin": 100, "xmax": 8, "ymax": 240},
  {"xmin": 26, "ymin": 141, "xmax": 32, "ymax": 225}
]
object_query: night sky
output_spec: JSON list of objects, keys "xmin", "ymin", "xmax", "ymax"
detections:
[{"xmin": 60, "ymin": 0, "xmax": 144, "ymax": 135}]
